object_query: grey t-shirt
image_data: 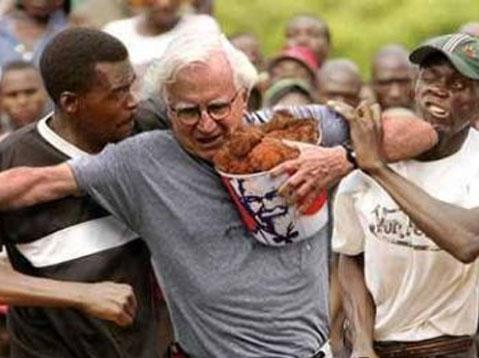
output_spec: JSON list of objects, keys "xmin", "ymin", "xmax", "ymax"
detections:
[{"xmin": 70, "ymin": 106, "xmax": 347, "ymax": 358}]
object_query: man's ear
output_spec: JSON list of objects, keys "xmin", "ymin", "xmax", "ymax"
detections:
[{"xmin": 58, "ymin": 92, "xmax": 80, "ymax": 115}]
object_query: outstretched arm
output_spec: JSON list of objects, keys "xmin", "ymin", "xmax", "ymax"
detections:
[
  {"xmin": 0, "ymin": 260, "xmax": 136, "ymax": 326},
  {"xmin": 339, "ymin": 254, "xmax": 378, "ymax": 358},
  {"xmin": 0, "ymin": 163, "xmax": 78, "ymax": 211},
  {"xmin": 348, "ymin": 103, "xmax": 479, "ymax": 263}
]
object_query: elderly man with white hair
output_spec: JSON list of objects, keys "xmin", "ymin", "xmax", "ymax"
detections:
[{"xmin": 0, "ymin": 26, "xmax": 439, "ymax": 356}]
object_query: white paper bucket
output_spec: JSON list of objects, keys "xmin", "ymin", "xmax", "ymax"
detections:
[{"xmin": 218, "ymin": 141, "xmax": 329, "ymax": 247}]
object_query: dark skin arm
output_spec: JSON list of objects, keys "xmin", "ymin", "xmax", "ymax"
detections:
[
  {"xmin": 347, "ymin": 103, "xmax": 479, "ymax": 263},
  {"xmin": 0, "ymin": 260, "xmax": 137, "ymax": 326},
  {"xmin": 339, "ymin": 254, "xmax": 378, "ymax": 358}
]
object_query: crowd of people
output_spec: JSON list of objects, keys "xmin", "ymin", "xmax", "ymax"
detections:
[{"xmin": 0, "ymin": 1, "xmax": 478, "ymax": 358}]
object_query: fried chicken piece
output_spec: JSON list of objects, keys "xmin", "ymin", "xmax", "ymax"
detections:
[
  {"xmin": 248, "ymin": 137, "xmax": 300, "ymax": 173},
  {"xmin": 261, "ymin": 111, "xmax": 319, "ymax": 144},
  {"xmin": 213, "ymin": 113, "xmax": 315, "ymax": 174},
  {"xmin": 228, "ymin": 126, "xmax": 263, "ymax": 157}
]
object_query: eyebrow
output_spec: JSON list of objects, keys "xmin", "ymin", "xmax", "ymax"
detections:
[{"xmin": 111, "ymin": 73, "xmax": 137, "ymax": 92}]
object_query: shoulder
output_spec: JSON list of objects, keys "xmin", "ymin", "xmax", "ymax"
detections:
[
  {"xmin": 103, "ymin": 16, "xmax": 138, "ymax": 36},
  {"xmin": 0, "ymin": 123, "xmax": 37, "ymax": 153},
  {"xmin": 111, "ymin": 130, "xmax": 177, "ymax": 158}
]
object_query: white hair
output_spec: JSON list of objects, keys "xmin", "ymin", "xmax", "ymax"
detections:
[{"xmin": 142, "ymin": 30, "xmax": 258, "ymax": 102}]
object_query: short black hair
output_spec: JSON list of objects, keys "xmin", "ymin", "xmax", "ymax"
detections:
[
  {"xmin": 40, "ymin": 27, "xmax": 128, "ymax": 104},
  {"xmin": 1, "ymin": 60, "xmax": 38, "ymax": 83},
  {"xmin": 288, "ymin": 14, "xmax": 331, "ymax": 44},
  {"xmin": 1, "ymin": 60, "xmax": 36, "ymax": 74}
]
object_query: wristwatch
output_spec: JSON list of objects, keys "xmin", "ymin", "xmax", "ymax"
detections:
[{"xmin": 341, "ymin": 142, "xmax": 358, "ymax": 169}]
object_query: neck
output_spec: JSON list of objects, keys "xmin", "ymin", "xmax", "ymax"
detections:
[
  {"xmin": 49, "ymin": 112, "xmax": 104, "ymax": 154},
  {"xmin": 138, "ymin": 13, "xmax": 178, "ymax": 36},
  {"xmin": 16, "ymin": 9, "xmax": 51, "ymax": 26},
  {"xmin": 416, "ymin": 126, "xmax": 470, "ymax": 161}
]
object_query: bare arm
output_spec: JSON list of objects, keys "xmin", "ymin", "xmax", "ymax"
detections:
[
  {"xmin": 339, "ymin": 254, "xmax": 378, "ymax": 358},
  {"xmin": 369, "ymin": 166, "xmax": 479, "ymax": 263},
  {"xmin": 348, "ymin": 103, "xmax": 479, "ymax": 263},
  {"xmin": 0, "ymin": 163, "xmax": 79, "ymax": 211},
  {"xmin": 0, "ymin": 260, "xmax": 137, "ymax": 326}
]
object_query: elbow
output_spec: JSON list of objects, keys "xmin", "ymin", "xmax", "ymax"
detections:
[
  {"xmin": 451, "ymin": 235, "xmax": 479, "ymax": 264},
  {"xmin": 455, "ymin": 247, "xmax": 478, "ymax": 264}
]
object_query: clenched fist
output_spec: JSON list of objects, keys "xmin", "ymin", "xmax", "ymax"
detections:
[{"xmin": 75, "ymin": 282, "xmax": 137, "ymax": 327}]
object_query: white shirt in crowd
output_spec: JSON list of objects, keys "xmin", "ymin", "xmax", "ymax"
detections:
[
  {"xmin": 333, "ymin": 128, "xmax": 479, "ymax": 342},
  {"xmin": 103, "ymin": 14, "xmax": 220, "ymax": 68}
]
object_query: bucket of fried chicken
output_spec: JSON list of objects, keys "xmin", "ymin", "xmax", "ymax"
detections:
[{"xmin": 214, "ymin": 112, "xmax": 329, "ymax": 247}]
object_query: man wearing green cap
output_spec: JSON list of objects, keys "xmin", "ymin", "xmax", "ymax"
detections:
[{"xmin": 333, "ymin": 33, "xmax": 479, "ymax": 358}]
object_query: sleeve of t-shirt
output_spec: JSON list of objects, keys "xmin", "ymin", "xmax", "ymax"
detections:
[
  {"xmin": 68, "ymin": 137, "xmax": 143, "ymax": 232},
  {"xmin": 245, "ymin": 104, "xmax": 350, "ymax": 147},
  {"xmin": 332, "ymin": 171, "xmax": 367, "ymax": 256}
]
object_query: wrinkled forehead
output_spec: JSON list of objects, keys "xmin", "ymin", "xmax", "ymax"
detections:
[
  {"xmin": 373, "ymin": 56, "xmax": 412, "ymax": 80},
  {"xmin": 165, "ymin": 57, "xmax": 236, "ymax": 102}
]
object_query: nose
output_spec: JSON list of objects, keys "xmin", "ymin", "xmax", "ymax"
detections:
[
  {"xmin": 16, "ymin": 92, "xmax": 30, "ymax": 106},
  {"xmin": 429, "ymin": 83, "xmax": 448, "ymax": 98},
  {"xmin": 196, "ymin": 110, "xmax": 218, "ymax": 133},
  {"xmin": 126, "ymin": 91, "xmax": 139, "ymax": 111},
  {"xmin": 152, "ymin": 0, "xmax": 173, "ymax": 8},
  {"xmin": 388, "ymin": 82, "xmax": 402, "ymax": 99}
]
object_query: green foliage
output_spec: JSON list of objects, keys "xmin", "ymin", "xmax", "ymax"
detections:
[{"xmin": 216, "ymin": 0, "xmax": 479, "ymax": 79}]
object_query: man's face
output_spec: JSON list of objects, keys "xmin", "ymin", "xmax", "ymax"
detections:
[
  {"xmin": 145, "ymin": 0, "xmax": 181, "ymax": 29},
  {"xmin": 166, "ymin": 55, "xmax": 247, "ymax": 162},
  {"xmin": 75, "ymin": 60, "xmax": 138, "ymax": 146},
  {"xmin": 372, "ymin": 57, "xmax": 414, "ymax": 110},
  {"xmin": 269, "ymin": 59, "xmax": 314, "ymax": 87},
  {"xmin": 285, "ymin": 17, "xmax": 329, "ymax": 65},
  {"xmin": 318, "ymin": 71, "xmax": 361, "ymax": 107},
  {"xmin": 0, "ymin": 68, "xmax": 47, "ymax": 128},
  {"xmin": 415, "ymin": 56, "xmax": 479, "ymax": 138},
  {"xmin": 21, "ymin": 0, "xmax": 63, "ymax": 19}
]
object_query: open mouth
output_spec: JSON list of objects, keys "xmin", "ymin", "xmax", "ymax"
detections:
[
  {"xmin": 196, "ymin": 134, "xmax": 223, "ymax": 148},
  {"xmin": 424, "ymin": 101, "xmax": 449, "ymax": 119}
]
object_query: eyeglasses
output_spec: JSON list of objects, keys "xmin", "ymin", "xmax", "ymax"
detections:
[{"xmin": 169, "ymin": 91, "xmax": 240, "ymax": 125}]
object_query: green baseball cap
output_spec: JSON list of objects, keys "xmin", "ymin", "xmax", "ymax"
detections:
[{"xmin": 410, "ymin": 33, "xmax": 479, "ymax": 80}]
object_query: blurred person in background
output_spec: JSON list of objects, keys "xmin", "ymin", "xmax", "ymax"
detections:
[
  {"xmin": 263, "ymin": 78, "xmax": 315, "ymax": 107},
  {"xmin": 189, "ymin": 0, "xmax": 214, "ymax": 15},
  {"xmin": 0, "ymin": 60, "xmax": 49, "ymax": 139},
  {"xmin": 69, "ymin": 0, "xmax": 133, "ymax": 28},
  {"xmin": 371, "ymin": 44, "xmax": 415, "ymax": 111},
  {"xmin": 317, "ymin": 58, "xmax": 362, "ymax": 108},
  {"xmin": 103, "ymin": 0, "xmax": 219, "ymax": 75},
  {"xmin": 0, "ymin": 0, "xmax": 15, "ymax": 16},
  {"xmin": 460, "ymin": 22, "xmax": 479, "ymax": 38},
  {"xmin": 0, "ymin": 0, "xmax": 69, "ymax": 68},
  {"xmin": 285, "ymin": 14, "xmax": 330, "ymax": 67},
  {"xmin": 230, "ymin": 32, "xmax": 264, "ymax": 70},
  {"xmin": 267, "ymin": 45, "xmax": 319, "ymax": 88}
]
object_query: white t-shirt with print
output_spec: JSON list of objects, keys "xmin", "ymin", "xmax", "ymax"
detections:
[{"xmin": 333, "ymin": 129, "xmax": 479, "ymax": 342}]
